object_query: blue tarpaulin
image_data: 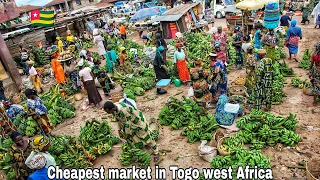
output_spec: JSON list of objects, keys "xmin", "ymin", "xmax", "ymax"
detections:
[{"xmin": 130, "ymin": 8, "xmax": 160, "ymax": 22}]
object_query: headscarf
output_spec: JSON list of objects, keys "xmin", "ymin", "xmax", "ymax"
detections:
[
  {"xmin": 315, "ymin": 42, "xmax": 320, "ymax": 54},
  {"xmin": 235, "ymin": 25, "xmax": 241, "ymax": 32},
  {"xmin": 56, "ymin": 37, "xmax": 60, "ymax": 41},
  {"xmin": 258, "ymin": 49, "xmax": 266, "ymax": 55},
  {"xmin": 29, "ymin": 155, "xmax": 47, "ymax": 170},
  {"xmin": 77, "ymin": 60, "xmax": 84, "ymax": 67},
  {"xmin": 107, "ymin": 45, "xmax": 112, "ymax": 51},
  {"xmin": 214, "ymin": 41, "xmax": 221, "ymax": 47},
  {"xmin": 66, "ymin": 30, "xmax": 71, "ymax": 35},
  {"xmin": 175, "ymin": 32, "xmax": 183, "ymax": 38},
  {"xmin": 194, "ymin": 58, "xmax": 202, "ymax": 66},
  {"xmin": 291, "ymin": 20, "xmax": 297, "ymax": 27},
  {"xmin": 93, "ymin": 29, "xmax": 99, "ymax": 36},
  {"xmin": 282, "ymin": 10, "xmax": 287, "ymax": 16},
  {"xmin": 158, "ymin": 46, "xmax": 165, "ymax": 52},
  {"xmin": 156, "ymin": 33, "xmax": 162, "ymax": 39},
  {"xmin": 217, "ymin": 26, "xmax": 222, "ymax": 30},
  {"xmin": 10, "ymin": 131, "xmax": 22, "ymax": 141},
  {"xmin": 79, "ymin": 50, "xmax": 87, "ymax": 58},
  {"xmin": 209, "ymin": 53, "xmax": 217, "ymax": 57},
  {"xmin": 31, "ymin": 136, "xmax": 50, "ymax": 151},
  {"xmin": 27, "ymin": 60, "xmax": 34, "ymax": 65},
  {"xmin": 119, "ymin": 47, "xmax": 126, "ymax": 52}
]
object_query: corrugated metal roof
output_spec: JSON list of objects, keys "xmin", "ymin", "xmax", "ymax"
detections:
[
  {"xmin": 153, "ymin": 3, "xmax": 199, "ymax": 22},
  {"xmin": 17, "ymin": 5, "xmax": 41, "ymax": 13}
]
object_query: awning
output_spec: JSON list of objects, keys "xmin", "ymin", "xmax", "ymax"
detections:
[
  {"xmin": 236, "ymin": 0, "xmax": 279, "ymax": 10},
  {"xmin": 152, "ymin": 3, "xmax": 199, "ymax": 22}
]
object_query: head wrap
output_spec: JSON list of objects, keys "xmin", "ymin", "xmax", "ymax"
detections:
[
  {"xmin": 291, "ymin": 20, "xmax": 297, "ymax": 27},
  {"xmin": 194, "ymin": 58, "xmax": 202, "ymax": 65},
  {"xmin": 107, "ymin": 45, "xmax": 112, "ymax": 51},
  {"xmin": 315, "ymin": 42, "xmax": 320, "ymax": 53},
  {"xmin": 214, "ymin": 41, "xmax": 221, "ymax": 47},
  {"xmin": 175, "ymin": 32, "xmax": 183, "ymax": 38},
  {"xmin": 258, "ymin": 49, "xmax": 267, "ymax": 55},
  {"xmin": 93, "ymin": 29, "xmax": 99, "ymax": 36},
  {"xmin": 27, "ymin": 60, "xmax": 34, "ymax": 65},
  {"xmin": 32, "ymin": 136, "xmax": 50, "ymax": 151},
  {"xmin": 209, "ymin": 53, "xmax": 217, "ymax": 57},
  {"xmin": 77, "ymin": 60, "xmax": 84, "ymax": 67},
  {"xmin": 217, "ymin": 26, "xmax": 222, "ymax": 30},
  {"xmin": 10, "ymin": 131, "xmax": 22, "ymax": 141},
  {"xmin": 79, "ymin": 50, "xmax": 87, "ymax": 58},
  {"xmin": 158, "ymin": 46, "xmax": 165, "ymax": 52},
  {"xmin": 156, "ymin": 33, "xmax": 162, "ymax": 39},
  {"xmin": 176, "ymin": 43, "xmax": 182, "ymax": 48},
  {"xmin": 119, "ymin": 47, "xmax": 126, "ymax": 52},
  {"xmin": 29, "ymin": 155, "xmax": 47, "ymax": 170},
  {"xmin": 66, "ymin": 30, "xmax": 71, "ymax": 35},
  {"xmin": 56, "ymin": 37, "xmax": 60, "ymax": 40},
  {"xmin": 282, "ymin": 10, "xmax": 287, "ymax": 15}
]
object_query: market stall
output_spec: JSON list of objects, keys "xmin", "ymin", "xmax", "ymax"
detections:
[{"xmin": 152, "ymin": 2, "xmax": 206, "ymax": 39}]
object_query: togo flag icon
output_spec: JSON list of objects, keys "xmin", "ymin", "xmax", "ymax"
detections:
[{"xmin": 30, "ymin": 10, "xmax": 54, "ymax": 27}]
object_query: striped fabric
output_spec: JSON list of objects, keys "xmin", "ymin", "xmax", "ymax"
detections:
[{"xmin": 30, "ymin": 10, "xmax": 54, "ymax": 27}]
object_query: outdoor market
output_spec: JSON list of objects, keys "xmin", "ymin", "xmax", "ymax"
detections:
[{"xmin": 0, "ymin": 0, "xmax": 320, "ymax": 179}]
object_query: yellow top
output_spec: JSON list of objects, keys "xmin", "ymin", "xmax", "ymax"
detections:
[
  {"xmin": 57, "ymin": 40, "xmax": 63, "ymax": 52},
  {"xmin": 66, "ymin": 35, "xmax": 74, "ymax": 43}
]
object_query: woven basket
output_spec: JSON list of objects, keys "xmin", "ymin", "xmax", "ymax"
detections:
[
  {"xmin": 210, "ymin": 129, "xmax": 226, "ymax": 147},
  {"xmin": 111, "ymin": 92, "xmax": 123, "ymax": 103},
  {"xmin": 229, "ymin": 85, "xmax": 247, "ymax": 96},
  {"xmin": 303, "ymin": 86, "xmax": 313, "ymax": 96},
  {"xmin": 306, "ymin": 158, "xmax": 320, "ymax": 180}
]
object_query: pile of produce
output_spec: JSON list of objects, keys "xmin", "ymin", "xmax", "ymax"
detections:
[
  {"xmin": 291, "ymin": 77, "xmax": 306, "ymax": 88},
  {"xmin": 49, "ymin": 119, "xmax": 120, "ymax": 168},
  {"xmin": 114, "ymin": 67, "xmax": 156, "ymax": 99},
  {"xmin": 31, "ymin": 47, "xmax": 50, "ymax": 67},
  {"xmin": 40, "ymin": 85, "xmax": 75, "ymax": 126},
  {"xmin": 82, "ymin": 42, "xmax": 94, "ymax": 49},
  {"xmin": 271, "ymin": 61, "xmax": 285, "ymax": 104},
  {"xmin": 0, "ymin": 138, "xmax": 16, "ymax": 179},
  {"xmin": 159, "ymin": 96, "xmax": 219, "ymax": 143},
  {"xmin": 275, "ymin": 46, "xmax": 286, "ymax": 60},
  {"xmin": 15, "ymin": 115, "xmax": 39, "ymax": 137},
  {"xmin": 78, "ymin": 119, "xmax": 120, "ymax": 155},
  {"xmin": 184, "ymin": 33, "xmax": 212, "ymax": 67},
  {"xmin": 299, "ymin": 49, "xmax": 312, "ymax": 70},
  {"xmin": 236, "ymin": 109, "xmax": 301, "ymax": 149},
  {"xmin": 120, "ymin": 143, "xmax": 151, "ymax": 167},
  {"xmin": 227, "ymin": 37, "xmax": 237, "ymax": 65},
  {"xmin": 59, "ymin": 50, "xmax": 73, "ymax": 61},
  {"xmin": 279, "ymin": 61, "xmax": 295, "ymax": 77}
]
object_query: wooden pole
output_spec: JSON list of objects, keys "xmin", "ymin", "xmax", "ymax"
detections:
[{"xmin": 0, "ymin": 33, "xmax": 22, "ymax": 89}]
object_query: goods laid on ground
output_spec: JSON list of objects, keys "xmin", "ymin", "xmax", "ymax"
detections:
[
  {"xmin": 279, "ymin": 61, "xmax": 295, "ymax": 77},
  {"xmin": 120, "ymin": 143, "xmax": 151, "ymax": 167},
  {"xmin": 49, "ymin": 119, "xmax": 120, "ymax": 168},
  {"xmin": 82, "ymin": 42, "xmax": 94, "ymax": 49},
  {"xmin": 0, "ymin": 138, "xmax": 15, "ymax": 179},
  {"xmin": 299, "ymin": 49, "xmax": 312, "ymax": 70},
  {"xmin": 236, "ymin": 109, "xmax": 300, "ymax": 149},
  {"xmin": 159, "ymin": 96, "xmax": 219, "ymax": 143},
  {"xmin": 15, "ymin": 115, "xmax": 39, "ymax": 137},
  {"xmin": 291, "ymin": 77, "xmax": 307, "ymax": 88}
]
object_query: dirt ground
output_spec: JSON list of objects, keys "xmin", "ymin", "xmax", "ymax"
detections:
[
  {"xmin": 50, "ymin": 18, "xmax": 320, "ymax": 179},
  {"xmin": 1, "ymin": 17, "xmax": 320, "ymax": 179}
]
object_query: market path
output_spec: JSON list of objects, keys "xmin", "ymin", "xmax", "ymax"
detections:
[{"xmin": 51, "ymin": 17, "xmax": 320, "ymax": 179}]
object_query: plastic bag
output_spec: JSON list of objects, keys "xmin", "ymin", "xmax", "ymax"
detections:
[
  {"xmin": 187, "ymin": 87, "xmax": 194, "ymax": 97},
  {"xmin": 198, "ymin": 140, "xmax": 217, "ymax": 162},
  {"xmin": 120, "ymin": 94, "xmax": 137, "ymax": 109},
  {"xmin": 95, "ymin": 77, "xmax": 101, "ymax": 88}
]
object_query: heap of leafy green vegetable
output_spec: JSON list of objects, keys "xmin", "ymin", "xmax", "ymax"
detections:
[
  {"xmin": 120, "ymin": 143, "xmax": 151, "ymax": 168},
  {"xmin": 236, "ymin": 109, "xmax": 301, "ymax": 149},
  {"xmin": 299, "ymin": 49, "xmax": 312, "ymax": 70},
  {"xmin": 159, "ymin": 96, "xmax": 219, "ymax": 143},
  {"xmin": 0, "ymin": 138, "xmax": 16, "ymax": 179}
]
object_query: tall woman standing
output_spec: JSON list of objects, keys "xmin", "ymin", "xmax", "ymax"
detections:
[
  {"xmin": 309, "ymin": 42, "xmax": 320, "ymax": 106},
  {"xmin": 93, "ymin": 29, "xmax": 106, "ymax": 61},
  {"xmin": 51, "ymin": 53, "xmax": 66, "ymax": 84},
  {"xmin": 78, "ymin": 61, "xmax": 102, "ymax": 107},
  {"xmin": 286, "ymin": 20, "xmax": 302, "ymax": 61},
  {"xmin": 174, "ymin": 43, "xmax": 190, "ymax": 84},
  {"xmin": 153, "ymin": 46, "xmax": 169, "ymax": 80}
]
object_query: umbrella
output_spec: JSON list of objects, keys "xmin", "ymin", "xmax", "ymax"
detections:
[
  {"xmin": 130, "ymin": 8, "xmax": 161, "ymax": 22},
  {"xmin": 236, "ymin": 0, "xmax": 278, "ymax": 10}
]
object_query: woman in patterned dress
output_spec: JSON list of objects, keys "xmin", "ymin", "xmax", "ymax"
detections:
[
  {"xmin": 190, "ymin": 59, "xmax": 211, "ymax": 107},
  {"xmin": 263, "ymin": 29, "xmax": 280, "ymax": 60},
  {"xmin": 215, "ymin": 94, "xmax": 242, "ymax": 126},
  {"xmin": 92, "ymin": 59, "xmax": 114, "ymax": 96},
  {"xmin": 309, "ymin": 42, "xmax": 320, "ymax": 106},
  {"xmin": 245, "ymin": 45, "xmax": 258, "ymax": 93},
  {"xmin": 0, "ymin": 105, "xmax": 16, "ymax": 137}
]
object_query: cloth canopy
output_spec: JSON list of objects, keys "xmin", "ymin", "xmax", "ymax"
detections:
[{"xmin": 236, "ymin": 0, "xmax": 279, "ymax": 10}]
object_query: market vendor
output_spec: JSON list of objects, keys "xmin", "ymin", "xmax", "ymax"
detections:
[
  {"xmin": 263, "ymin": 29, "xmax": 280, "ymax": 59},
  {"xmin": 66, "ymin": 30, "xmax": 75, "ymax": 45},
  {"xmin": 280, "ymin": 11, "xmax": 291, "ymax": 31},
  {"xmin": 153, "ymin": 46, "xmax": 169, "ymax": 80},
  {"xmin": 9, "ymin": 131, "xmax": 33, "ymax": 179},
  {"xmin": 156, "ymin": 33, "xmax": 167, "ymax": 63},
  {"xmin": 27, "ymin": 60, "xmax": 43, "ymax": 93},
  {"xmin": 78, "ymin": 61, "xmax": 102, "ymax": 107},
  {"xmin": 215, "ymin": 94, "xmax": 242, "ymax": 131},
  {"xmin": 25, "ymin": 136, "xmax": 56, "ymax": 169},
  {"xmin": 209, "ymin": 53, "xmax": 228, "ymax": 104},
  {"xmin": 309, "ymin": 42, "xmax": 320, "ymax": 106},
  {"xmin": 64, "ymin": 60, "xmax": 80, "ymax": 90},
  {"xmin": 174, "ymin": 43, "xmax": 190, "ymax": 85},
  {"xmin": 245, "ymin": 46, "xmax": 257, "ymax": 93},
  {"xmin": 175, "ymin": 32, "xmax": 186, "ymax": 46},
  {"xmin": 190, "ymin": 59, "xmax": 211, "ymax": 108},
  {"xmin": 25, "ymin": 89, "xmax": 54, "ymax": 134},
  {"xmin": 301, "ymin": 0, "xmax": 311, "ymax": 24},
  {"xmin": 254, "ymin": 49, "xmax": 274, "ymax": 111},
  {"xmin": 56, "ymin": 36, "xmax": 64, "ymax": 53},
  {"xmin": 119, "ymin": 47, "xmax": 133, "ymax": 74},
  {"xmin": 233, "ymin": 26, "xmax": 244, "ymax": 69},
  {"xmin": 92, "ymin": 59, "xmax": 114, "ymax": 97},
  {"xmin": 93, "ymin": 29, "xmax": 106, "ymax": 61},
  {"xmin": 2, "ymin": 101, "xmax": 24, "ymax": 122},
  {"xmin": 51, "ymin": 53, "xmax": 66, "ymax": 84},
  {"xmin": 214, "ymin": 42, "xmax": 227, "ymax": 64},
  {"xmin": 106, "ymin": 45, "xmax": 118, "ymax": 73},
  {"xmin": 26, "ymin": 155, "xmax": 51, "ymax": 180},
  {"xmin": 254, "ymin": 24, "xmax": 263, "ymax": 50},
  {"xmin": 212, "ymin": 26, "xmax": 228, "ymax": 54},
  {"xmin": 286, "ymin": 20, "xmax": 302, "ymax": 62},
  {"xmin": 103, "ymin": 101, "xmax": 160, "ymax": 163}
]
